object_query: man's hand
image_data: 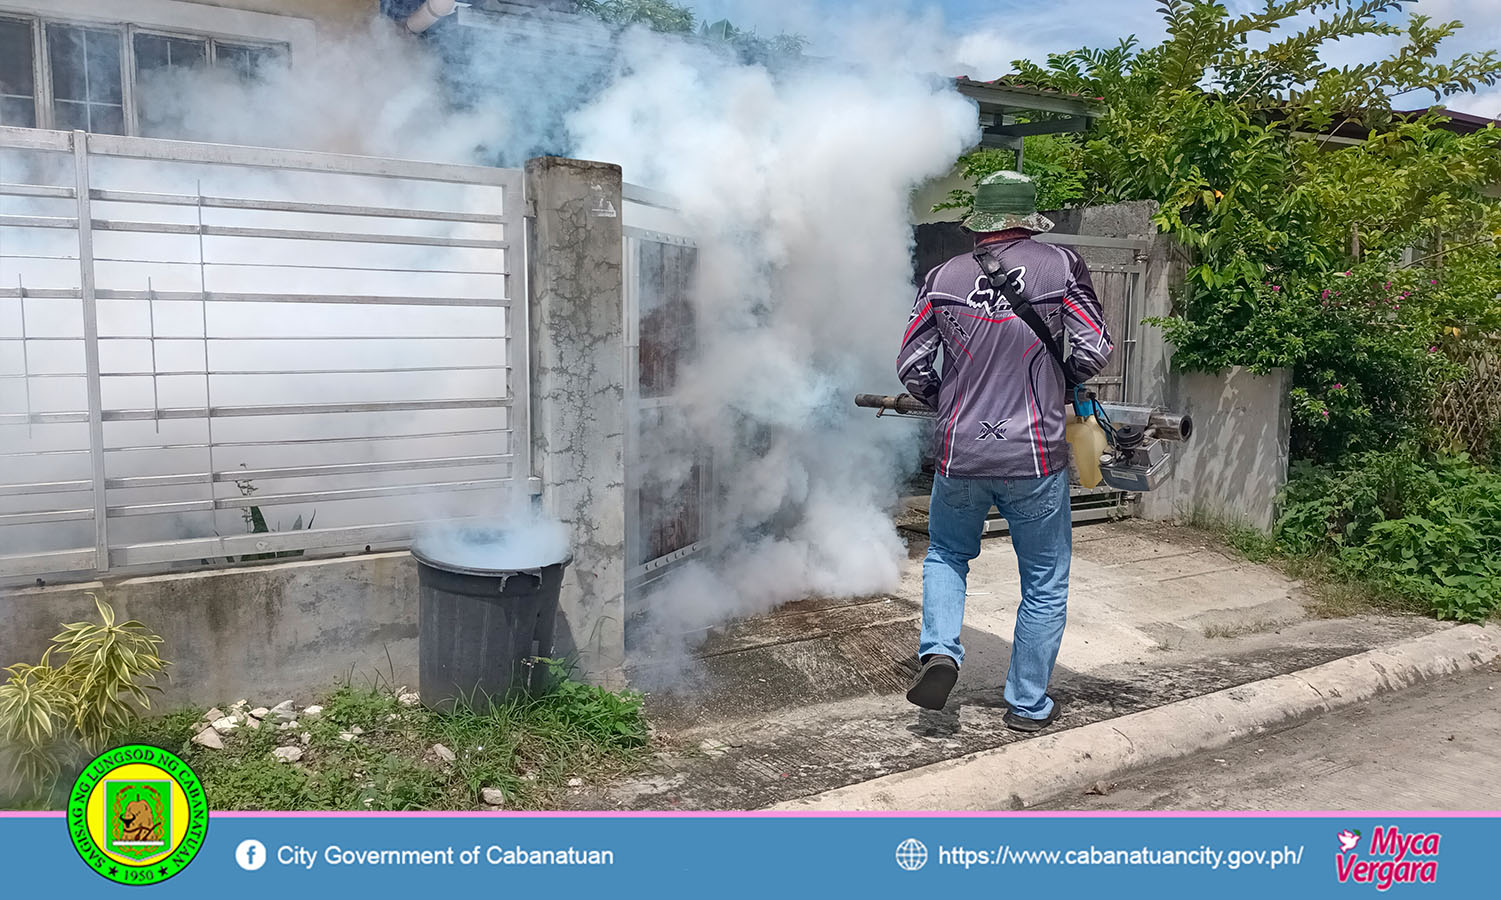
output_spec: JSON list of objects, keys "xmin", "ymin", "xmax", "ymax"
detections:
[{"xmin": 896, "ymin": 392, "xmax": 936, "ymax": 412}]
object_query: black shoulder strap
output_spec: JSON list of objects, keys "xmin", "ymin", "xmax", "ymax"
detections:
[{"xmin": 973, "ymin": 246, "xmax": 1079, "ymax": 389}]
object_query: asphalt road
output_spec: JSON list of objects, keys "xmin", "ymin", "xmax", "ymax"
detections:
[{"xmin": 1045, "ymin": 663, "xmax": 1501, "ymax": 811}]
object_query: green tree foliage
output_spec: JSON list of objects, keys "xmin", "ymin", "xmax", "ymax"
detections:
[
  {"xmin": 574, "ymin": 1, "xmax": 805, "ymax": 64},
  {"xmin": 1006, "ymin": 0, "xmax": 1501, "ymax": 462},
  {"xmin": 931, "ymin": 133, "xmax": 1089, "ymax": 217},
  {"xmin": 574, "ymin": 0, "xmax": 695, "ymax": 33}
]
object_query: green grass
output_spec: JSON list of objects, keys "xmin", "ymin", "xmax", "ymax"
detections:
[{"xmin": 128, "ymin": 664, "xmax": 649, "ymax": 811}]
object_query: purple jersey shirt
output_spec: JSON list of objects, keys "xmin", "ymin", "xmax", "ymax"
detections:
[{"xmin": 897, "ymin": 236, "xmax": 1114, "ymax": 478}]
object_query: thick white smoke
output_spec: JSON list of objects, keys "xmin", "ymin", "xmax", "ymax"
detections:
[
  {"xmin": 567, "ymin": 31, "xmax": 976, "ymax": 657},
  {"xmin": 5, "ymin": 10, "xmax": 981, "ymax": 668}
]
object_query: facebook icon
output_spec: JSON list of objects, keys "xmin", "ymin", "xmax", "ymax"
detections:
[{"xmin": 235, "ymin": 839, "xmax": 268, "ymax": 871}]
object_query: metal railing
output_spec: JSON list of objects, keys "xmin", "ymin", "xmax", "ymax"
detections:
[{"xmin": 0, "ymin": 127, "xmax": 529, "ymax": 580}]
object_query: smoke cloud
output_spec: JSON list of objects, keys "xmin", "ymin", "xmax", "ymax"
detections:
[
  {"xmin": 4, "ymin": 10, "xmax": 980, "ymax": 672},
  {"xmin": 565, "ymin": 29, "xmax": 974, "ymax": 664}
]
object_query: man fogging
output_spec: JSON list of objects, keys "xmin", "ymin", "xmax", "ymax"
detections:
[{"xmin": 895, "ymin": 171, "xmax": 1113, "ymax": 730}]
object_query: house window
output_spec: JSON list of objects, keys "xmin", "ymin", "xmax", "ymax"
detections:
[
  {"xmin": 47, "ymin": 23, "xmax": 126, "ymax": 135},
  {"xmin": 214, "ymin": 41, "xmax": 286, "ymax": 81},
  {"xmin": 0, "ymin": 12, "xmax": 288, "ymax": 136},
  {"xmin": 134, "ymin": 32, "xmax": 210, "ymax": 76},
  {"xmin": 0, "ymin": 16, "xmax": 37, "ymax": 127}
]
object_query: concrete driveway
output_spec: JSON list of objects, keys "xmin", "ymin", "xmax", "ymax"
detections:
[{"xmin": 579, "ymin": 519, "xmax": 1445, "ymax": 810}]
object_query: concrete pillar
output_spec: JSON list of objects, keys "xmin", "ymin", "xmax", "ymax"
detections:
[
  {"xmin": 1128, "ymin": 230, "xmax": 1188, "ymax": 407},
  {"xmin": 525, "ymin": 157, "xmax": 627, "ymax": 687}
]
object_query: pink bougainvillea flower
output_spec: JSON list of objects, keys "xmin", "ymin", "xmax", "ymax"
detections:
[
  {"xmin": 1271, "ymin": 285, "xmax": 1281, "ymax": 292},
  {"xmin": 1322, "ymin": 410, "xmax": 1330, "ymax": 417}
]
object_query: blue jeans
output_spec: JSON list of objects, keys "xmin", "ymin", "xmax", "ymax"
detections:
[{"xmin": 920, "ymin": 472, "xmax": 1072, "ymax": 719}]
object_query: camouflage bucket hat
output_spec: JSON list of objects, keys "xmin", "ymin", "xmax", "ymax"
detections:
[{"xmin": 961, "ymin": 170, "xmax": 1055, "ymax": 234}]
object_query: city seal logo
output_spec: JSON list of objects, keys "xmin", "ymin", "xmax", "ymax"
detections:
[{"xmin": 68, "ymin": 745, "xmax": 208, "ymax": 886}]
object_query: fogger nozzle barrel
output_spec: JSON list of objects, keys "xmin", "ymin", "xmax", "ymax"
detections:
[
  {"xmin": 854, "ymin": 394, "xmax": 936, "ymax": 418},
  {"xmin": 854, "ymin": 393, "xmax": 1193, "ymax": 442}
]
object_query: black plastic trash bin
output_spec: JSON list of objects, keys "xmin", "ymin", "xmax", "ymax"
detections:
[{"xmin": 412, "ymin": 535, "xmax": 569, "ymax": 713}]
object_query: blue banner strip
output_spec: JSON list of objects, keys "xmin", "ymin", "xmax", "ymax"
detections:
[{"xmin": 5, "ymin": 812, "xmax": 1496, "ymax": 898}]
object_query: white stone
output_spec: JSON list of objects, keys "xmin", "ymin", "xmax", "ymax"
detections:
[
  {"xmin": 246, "ymin": 717, "xmax": 261, "ymax": 730},
  {"xmin": 481, "ymin": 788, "xmax": 506, "ymax": 807},
  {"xmin": 302, "ymin": 705, "xmax": 324, "ymax": 719},
  {"xmin": 350, "ymin": 725, "xmax": 365, "ymax": 735},
  {"xmin": 398, "ymin": 692, "xmax": 421, "ymax": 708},
  {"xmin": 271, "ymin": 700, "xmax": 295, "ymax": 714},
  {"xmin": 191, "ymin": 727, "xmax": 224, "ymax": 750},
  {"xmin": 210, "ymin": 716, "xmax": 241, "ymax": 734},
  {"xmin": 277, "ymin": 720, "xmax": 298, "ymax": 731},
  {"xmin": 230, "ymin": 699, "xmax": 249, "ymax": 711},
  {"xmin": 339, "ymin": 732, "xmax": 357, "ymax": 742},
  {"xmin": 567, "ymin": 777, "xmax": 584, "ymax": 788},
  {"xmin": 202, "ymin": 707, "xmax": 224, "ymax": 723},
  {"xmin": 432, "ymin": 744, "xmax": 457, "ymax": 763},
  {"xmin": 272, "ymin": 746, "xmax": 303, "ymax": 764},
  {"xmin": 249, "ymin": 707, "xmax": 270, "ymax": 720},
  {"xmin": 300, "ymin": 732, "xmax": 312, "ymax": 745}
]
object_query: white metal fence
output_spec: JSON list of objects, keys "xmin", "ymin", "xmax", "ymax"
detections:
[{"xmin": 0, "ymin": 127, "xmax": 528, "ymax": 581}]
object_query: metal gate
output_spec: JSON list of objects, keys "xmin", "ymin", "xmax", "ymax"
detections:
[
  {"xmin": 0, "ymin": 126, "xmax": 528, "ymax": 582},
  {"xmin": 621, "ymin": 183, "xmax": 709, "ymax": 599},
  {"xmin": 1033, "ymin": 230, "xmax": 1148, "ymax": 527}
]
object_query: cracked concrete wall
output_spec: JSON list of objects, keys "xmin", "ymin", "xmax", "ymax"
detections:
[
  {"xmin": 1141, "ymin": 367, "xmax": 1292, "ymax": 531},
  {"xmin": 0, "ymin": 553, "xmax": 418, "ymax": 707},
  {"xmin": 525, "ymin": 157, "xmax": 627, "ymax": 688}
]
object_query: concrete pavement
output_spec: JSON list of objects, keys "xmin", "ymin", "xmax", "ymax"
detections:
[
  {"xmin": 568, "ymin": 520, "xmax": 1453, "ymax": 810},
  {"xmin": 1042, "ymin": 661, "xmax": 1501, "ymax": 811}
]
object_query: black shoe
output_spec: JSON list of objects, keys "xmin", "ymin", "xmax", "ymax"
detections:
[
  {"xmin": 1004, "ymin": 700, "xmax": 1062, "ymax": 733},
  {"xmin": 906, "ymin": 654, "xmax": 959, "ymax": 710}
]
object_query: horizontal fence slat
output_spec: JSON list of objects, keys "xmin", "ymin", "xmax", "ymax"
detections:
[
  {"xmin": 106, "ymin": 518, "xmax": 496, "ymax": 569},
  {"xmin": 81, "ymin": 131, "xmax": 517, "ymax": 187},
  {"xmin": 91, "ymin": 220, "xmax": 508, "ymax": 251},
  {"xmin": 89, "ymin": 189, "xmax": 507, "ymax": 224},
  {"xmin": 0, "ymin": 508, "xmax": 94, "ymax": 526},
  {"xmin": 103, "ymin": 456, "xmax": 509, "ymax": 490},
  {"xmin": 0, "ymin": 214, "xmax": 78, "ymax": 229},
  {"xmin": 0, "ymin": 480, "xmax": 93, "ymax": 497},
  {"xmin": 0, "ymin": 411, "xmax": 90, "ymax": 425},
  {"xmin": 99, "ymin": 365, "xmax": 510, "ymax": 377},
  {"xmin": 104, "ymin": 427, "xmax": 511, "ymax": 453},
  {"xmin": 93, "ymin": 289, "xmax": 510, "ymax": 309},
  {"xmin": 0, "ymin": 289, "xmax": 82, "ymax": 299},
  {"xmin": 107, "ymin": 477, "xmax": 511, "ymax": 517},
  {"xmin": 0, "ymin": 182, "xmax": 76, "ymax": 200},
  {"xmin": 99, "ymin": 398, "xmax": 510, "ymax": 421},
  {"xmin": 0, "ymin": 125, "xmax": 73, "ymax": 152}
]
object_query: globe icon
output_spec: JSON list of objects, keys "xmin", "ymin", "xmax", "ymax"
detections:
[{"xmin": 895, "ymin": 838, "xmax": 928, "ymax": 871}]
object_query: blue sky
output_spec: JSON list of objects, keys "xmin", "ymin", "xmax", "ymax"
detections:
[{"xmin": 686, "ymin": 0, "xmax": 1501, "ymax": 117}]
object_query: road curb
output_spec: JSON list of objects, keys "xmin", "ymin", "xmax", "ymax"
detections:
[{"xmin": 771, "ymin": 624, "xmax": 1501, "ymax": 811}]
